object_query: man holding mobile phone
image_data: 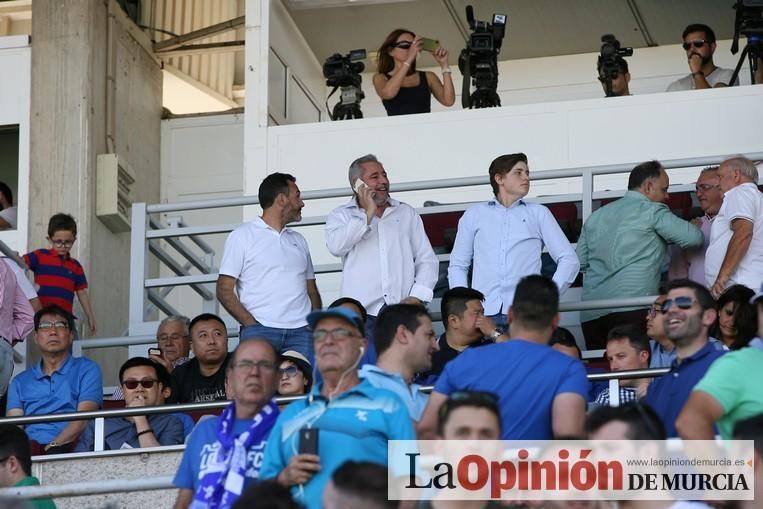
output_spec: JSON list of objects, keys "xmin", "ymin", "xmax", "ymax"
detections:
[
  {"xmin": 326, "ymin": 154, "xmax": 438, "ymax": 347},
  {"xmin": 260, "ymin": 307, "xmax": 415, "ymax": 509}
]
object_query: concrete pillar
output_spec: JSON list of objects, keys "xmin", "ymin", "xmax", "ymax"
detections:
[{"xmin": 29, "ymin": 0, "xmax": 162, "ymax": 383}]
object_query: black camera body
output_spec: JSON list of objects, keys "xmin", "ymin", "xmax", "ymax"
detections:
[
  {"xmin": 323, "ymin": 49, "xmax": 367, "ymax": 88},
  {"xmin": 323, "ymin": 49, "xmax": 367, "ymax": 120},
  {"xmin": 732, "ymin": 0, "xmax": 763, "ymax": 53},
  {"xmin": 597, "ymin": 34, "xmax": 633, "ymax": 97},
  {"xmin": 458, "ymin": 5, "xmax": 507, "ymax": 108}
]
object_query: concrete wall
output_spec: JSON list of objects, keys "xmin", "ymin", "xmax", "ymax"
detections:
[
  {"xmin": 29, "ymin": 0, "xmax": 162, "ymax": 383},
  {"xmin": 154, "ymin": 112, "xmax": 245, "ymax": 327},
  {"xmin": 32, "ymin": 447, "xmax": 181, "ymax": 509},
  {"xmin": 0, "ymin": 35, "xmax": 30, "ymax": 252}
]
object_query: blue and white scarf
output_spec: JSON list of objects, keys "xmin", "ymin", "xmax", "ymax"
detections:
[{"xmin": 192, "ymin": 400, "xmax": 280, "ymax": 509}]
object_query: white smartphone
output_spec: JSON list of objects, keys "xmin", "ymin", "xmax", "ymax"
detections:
[{"xmin": 353, "ymin": 179, "xmax": 367, "ymax": 194}]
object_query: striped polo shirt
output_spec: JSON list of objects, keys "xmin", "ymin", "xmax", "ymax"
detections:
[{"xmin": 23, "ymin": 249, "xmax": 88, "ymax": 314}]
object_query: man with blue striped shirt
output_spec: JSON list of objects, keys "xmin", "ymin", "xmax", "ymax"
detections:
[{"xmin": 448, "ymin": 153, "xmax": 579, "ymax": 333}]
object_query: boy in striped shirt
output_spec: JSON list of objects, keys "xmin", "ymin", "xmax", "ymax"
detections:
[{"xmin": 23, "ymin": 213, "xmax": 96, "ymax": 336}]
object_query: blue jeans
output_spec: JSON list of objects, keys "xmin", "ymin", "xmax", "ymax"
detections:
[{"xmin": 239, "ymin": 323, "xmax": 313, "ymax": 359}]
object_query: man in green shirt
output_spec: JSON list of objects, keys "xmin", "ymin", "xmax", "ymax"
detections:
[
  {"xmin": 577, "ymin": 160, "xmax": 704, "ymax": 349},
  {"xmin": 0, "ymin": 424, "xmax": 56, "ymax": 508}
]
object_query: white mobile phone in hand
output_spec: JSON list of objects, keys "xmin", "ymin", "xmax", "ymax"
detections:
[{"xmin": 353, "ymin": 179, "xmax": 367, "ymax": 194}]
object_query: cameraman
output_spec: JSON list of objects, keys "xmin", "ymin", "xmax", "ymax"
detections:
[
  {"xmin": 373, "ymin": 29, "xmax": 455, "ymax": 116},
  {"xmin": 598, "ymin": 56, "xmax": 631, "ymax": 97},
  {"xmin": 667, "ymin": 23, "xmax": 735, "ymax": 91}
]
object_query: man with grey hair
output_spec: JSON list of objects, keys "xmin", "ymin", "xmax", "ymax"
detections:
[
  {"xmin": 151, "ymin": 315, "xmax": 191, "ymax": 373},
  {"xmin": 113, "ymin": 315, "xmax": 192, "ymax": 400},
  {"xmin": 325, "ymin": 154, "xmax": 438, "ymax": 346},
  {"xmin": 706, "ymin": 156, "xmax": 763, "ymax": 298},
  {"xmin": 669, "ymin": 166, "xmax": 724, "ymax": 285}
]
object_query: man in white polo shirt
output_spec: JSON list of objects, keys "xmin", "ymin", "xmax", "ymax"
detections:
[
  {"xmin": 217, "ymin": 172, "xmax": 322, "ymax": 358},
  {"xmin": 325, "ymin": 154, "xmax": 438, "ymax": 346},
  {"xmin": 705, "ymin": 156, "xmax": 763, "ymax": 298}
]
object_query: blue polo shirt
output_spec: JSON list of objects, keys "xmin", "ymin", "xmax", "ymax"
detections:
[
  {"xmin": 260, "ymin": 379, "xmax": 415, "ymax": 509},
  {"xmin": 644, "ymin": 340, "xmax": 725, "ymax": 437},
  {"xmin": 434, "ymin": 339, "xmax": 589, "ymax": 440},
  {"xmin": 7, "ymin": 355, "xmax": 103, "ymax": 444},
  {"xmin": 358, "ymin": 364, "xmax": 429, "ymax": 421}
]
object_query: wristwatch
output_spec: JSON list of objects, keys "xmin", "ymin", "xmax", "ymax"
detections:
[
  {"xmin": 44, "ymin": 441, "xmax": 59, "ymax": 452},
  {"xmin": 491, "ymin": 328, "xmax": 504, "ymax": 340}
]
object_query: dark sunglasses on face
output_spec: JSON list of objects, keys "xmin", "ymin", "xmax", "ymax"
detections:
[
  {"xmin": 122, "ymin": 379, "xmax": 158, "ymax": 389},
  {"xmin": 660, "ymin": 296, "xmax": 697, "ymax": 313},
  {"xmin": 682, "ymin": 40, "xmax": 707, "ymax": 50},
  {"xmin": 392, "ymin": 41, "xmax": 413, "ymax": 49},
  {"xmin": 279, "ymin": 366, "xmax": 299, "ymax": 378}
]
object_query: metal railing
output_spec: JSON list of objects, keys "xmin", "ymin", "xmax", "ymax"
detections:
[
  {"xmin": 0, "ymin": 367, "xmax": 669, "ymax": 450},
  {"xmin": 128, "ymin": 152, "xmax": 763, "ymax": 334},
  {"xmin": 0, "ymin": 366, "xmax": 671, "ymax": 500}
]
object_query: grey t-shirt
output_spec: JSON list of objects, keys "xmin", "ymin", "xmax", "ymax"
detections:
[{"xmin": 666, "ymin": 67, "xmax": 736, "ymax": 91}]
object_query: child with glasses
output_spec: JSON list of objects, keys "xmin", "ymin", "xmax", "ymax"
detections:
[{"xmin": 23, "ymin": 213, "xmax": 96, "ymax": 337}]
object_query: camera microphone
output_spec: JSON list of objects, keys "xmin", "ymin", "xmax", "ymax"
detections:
[{"xmin": 466, "ymin": 5, "xmax": 475, "ymax": 27}]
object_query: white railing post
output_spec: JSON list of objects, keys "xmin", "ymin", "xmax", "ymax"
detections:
[
  {"xmin": 94, "ymin": 417, "xmax": 105, "ymax": 452},
  {"xmin": 582, "ymin": 167, "xmax": 594, "ymax": 222},
  {"xmin": 129, "ymin": 202, "xmax": 148, "ymax": 333},
  {"xmin": 609, "ymin": 379, "xmax": 620, "ymax": 407}
]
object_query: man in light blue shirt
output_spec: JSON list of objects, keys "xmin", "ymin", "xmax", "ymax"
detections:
[
  {"xmin": 448, "ymin": 153, "xmax": 579, "ymax": 329},
  {"xmin": 358, "ymin": 303, "xmax": 435, "ymax": 421},
  {"xmin": 577, "ymin": 160, "xmax": 703, "ymax": 349},
  {"xmin": 260, "ymin": 307, "xmax": 415, "ymax": 509}
]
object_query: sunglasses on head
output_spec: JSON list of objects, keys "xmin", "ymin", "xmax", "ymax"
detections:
[
  {"xmin": 122, "ymin": 379, "xmax": 158, "ymax": 389},
  {"xmin": 392, "ymin": 41, "xmax": 413, "ymax": 49},
  {"xmin": 660, "ymin": 296, "xmax": 697, "ymax": 313},
  {"xmin": 682, "ymin": 40, "xmax": 708, "ymax": 50}
]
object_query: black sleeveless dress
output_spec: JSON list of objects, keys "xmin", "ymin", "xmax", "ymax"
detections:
[{"xmin": 382, "ymin": 71, "xmax": 431, "ymax": 116}]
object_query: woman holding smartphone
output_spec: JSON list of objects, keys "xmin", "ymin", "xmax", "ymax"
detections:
[{"xmin": 373, "ymin": 28, "xmax": 455, "ymax": 116}]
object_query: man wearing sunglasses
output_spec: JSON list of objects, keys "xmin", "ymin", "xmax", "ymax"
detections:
[
  {"xmin": 666, "ymin": 23, "xmax": 735, "ymax": 92},
  {"xmin": 643, "ymin": 279, "xmax": 725, "ymax": 438},
  {"xmin": 6, "ymin": 305, "xmax": 102, "ymax": 454},
  {"xmin": 75, "ymin": 357, "xmax": 184, "ymax": 451}
]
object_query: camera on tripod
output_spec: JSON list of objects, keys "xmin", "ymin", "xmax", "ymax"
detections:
[
  {"xmin": 323, "ymin": 49, "xmax": 367, "ymax": 121},
  {"xmin": 458, "ymin": 5, "xmax": 507, "ymax": 109},
  {"xmin": 729, "ymin": 0, "xmax": 763, "ymax": 85},
  {"xmin": 597, "ymin": 34, "xmax": 633, "ymax": 97}
]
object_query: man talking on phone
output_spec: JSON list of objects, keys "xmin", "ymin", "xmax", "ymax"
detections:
[
  {"xmin": 260, "ymin": 307, "xmax": 415, "ymax": 509},
  {"xmin": 325, "ymin": 153, "xmax": 438, "ymax": 354}
]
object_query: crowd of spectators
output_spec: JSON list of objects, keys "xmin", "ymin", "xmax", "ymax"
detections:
[{"xmin": 0, "ymin": 136, "xmax": 762, "ymax": 508}]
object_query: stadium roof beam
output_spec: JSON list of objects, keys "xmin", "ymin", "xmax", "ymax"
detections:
[{"xmin": 153, "ymin": 15, "xmax": 244, "ymax": 53}]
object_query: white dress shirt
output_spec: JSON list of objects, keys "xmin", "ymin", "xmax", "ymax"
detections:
[
  {"xmin": 705, "ymin": 182, "xmax": 763, "ymax": 290},
  {"xmin": 219, "ymin": 217, "xmax": 315, "ymax": 329},
  {"xmin": 448, "ymin": 198, "xmax": 580, "ymax": 316},
  {"xmin": 325, "ymin": 197, "xmax": 438, "ymax": 315}
]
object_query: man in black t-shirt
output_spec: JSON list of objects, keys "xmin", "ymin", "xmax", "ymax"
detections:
[
  {"xmin": 169, "ymin": 313, "xmax": 231, "ymax": 403},
  {"xmin": 416, "ymin": 287, "xmax": 495, "ymax": 385}
]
